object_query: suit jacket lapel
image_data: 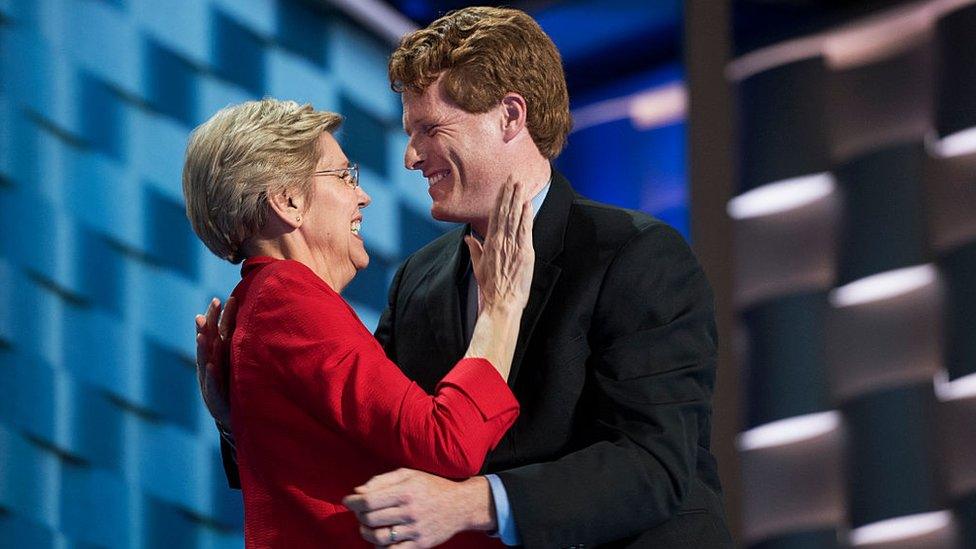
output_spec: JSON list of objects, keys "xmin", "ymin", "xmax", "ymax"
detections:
[
  {"xmin": 423, "ymin": 232, "xmax": 468, "ymax": 374},
  {"xmin": 507, "ymin": 168, "xmax": 574, "ymax": 385},
  {"xmin": 421, "ymin": 168, "xmax": 575, "ymax": 386}
]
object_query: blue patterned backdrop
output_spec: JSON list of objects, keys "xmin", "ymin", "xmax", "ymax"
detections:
[
  {"xmin": 0, "ymin": 1, "xmax": 689, "ymax": 546},
  {"xmin": 0, "ymin": 1, "xmax": 449, "ymax": 546}
]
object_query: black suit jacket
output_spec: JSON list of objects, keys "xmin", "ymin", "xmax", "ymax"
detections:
[{"xmin": 373, "ymin": 171, "xmax": 731, "ymax": 548}]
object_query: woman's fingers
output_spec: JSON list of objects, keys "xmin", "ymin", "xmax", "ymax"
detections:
[
  {"xmin": 501, "ymin": 179, "xmax": 516, "ymax": 238},
  {"xmin": 519, "ymin": 199, "xmax": 533, "ymax": 253},
  {"xmin": 475, "ymin": 177, "xmax": 536, "ymax": 309},
  {"xmin": 205, "ymin": 298, "xmax": 221, "ymax": 337},
  {"xmin": 513, "ymin": 198, "xmax": 535, "ymax": 299},
  {"xmin": 218, "ymin": 296, "xmax": 238, "ymax": 341},
  {"xmin": 510, "ymin": 179, "xmax": 526, "ymax": 238},
  {"xmin": 503, "ymin": 182, "xmax": 530, "ymax": 263},
  {"xmin": 486, "ymin": 176, "xmax": 512, "ymax": 239},
  {"xmin": 464, "ymin": 235, "xmax": 484, "ymax": 272}
]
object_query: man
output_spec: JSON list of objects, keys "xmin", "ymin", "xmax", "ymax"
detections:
[{"xmin": 198, "ymin": 7, "xmax": 730, "ymax": 548}]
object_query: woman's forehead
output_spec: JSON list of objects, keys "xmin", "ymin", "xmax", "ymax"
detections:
[{"xmin": 315, "ymin": 133, "xmax": 349, "ymax": 168}]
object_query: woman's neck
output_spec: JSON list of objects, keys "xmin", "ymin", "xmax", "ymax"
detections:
[{"xmin": 246, "ymin": 237, "xmax": 352, "ymax": 293}]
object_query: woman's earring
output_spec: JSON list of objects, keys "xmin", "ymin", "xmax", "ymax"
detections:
[{"xmin": 296, "ymin": 216, "xmax": 302, "ymax": 223}]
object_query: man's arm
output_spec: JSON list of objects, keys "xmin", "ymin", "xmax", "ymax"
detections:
[
  {"xmin": 351, "ymin": 224, "xmax": 719, "ymax": 548},
  {"xmin": 497, "ymin": 223, "xmax": 717, "ymax": 547},
  {"xmin": 484, "ymin": 474, "xmax": 520, "ymax": 545},
  {"xmin": 344, "ymin": 470, "xmax": 496, "ymax": 548}
]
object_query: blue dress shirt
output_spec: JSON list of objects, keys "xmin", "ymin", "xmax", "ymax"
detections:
[{"xmin": 466, "ymin": 181, "xmax": 550, "ymax": 546}]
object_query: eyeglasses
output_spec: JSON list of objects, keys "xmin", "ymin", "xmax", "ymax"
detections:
[{"xmin": 314, "ymin": 163, "xmax": 360, "ymax": 189}]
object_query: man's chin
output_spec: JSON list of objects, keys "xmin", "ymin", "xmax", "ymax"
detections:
[
  {"xmin": 430, "ymin": 206, "xmax": 484, "ymax": 229},
  {"xmin": 430, "ymin": 204, "xmax": 460, "ymax": 223}
]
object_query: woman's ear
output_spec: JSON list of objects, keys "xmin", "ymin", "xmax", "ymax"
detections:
[
  {"xmin": 500, "ymin": 92, "xmax": 528, "ymax": 143},
  {"xmin": 268, "ymin": 188, "xmax": 304, "ymax": 229}
]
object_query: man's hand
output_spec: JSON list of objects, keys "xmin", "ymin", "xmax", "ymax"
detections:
[
  {"xmin": 194, "ymin": 296, "xmax": 237, "ymax": 428},
  {"xmin": 342, "ymin": 469, "xmax": 496, "ymax": 548}
]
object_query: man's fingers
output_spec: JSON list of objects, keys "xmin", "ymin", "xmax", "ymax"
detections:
[
  {"xmin": 195, "ymin": 314, "xmax": 207, "ymax": 331},
  {"xmin": 342, "ymin": 494, "xmax": 368, "ymax": 512},
  {"xmin": 359, "ymin": 525, "xmax": 388, "ymax": 546},
  {"xmin": 359, "ymin": 468, "xmax": 414, "ymax": 492},
  {"xmin": 359, "ymin": 525, "xmax": 418, "ymax": 547},
  {"xmin": 342, "ymin": 490, "xmax": 407, "ymax": 513},
  {"xmin": 359, "ymin": 506, "xmax": 413, "ymax": 528},
  {"xmin": 360, "ymin": 525, "xmax": 385, "ymax": 545}
]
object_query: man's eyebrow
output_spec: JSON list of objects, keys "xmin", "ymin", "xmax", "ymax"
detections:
[{"xmin": 403, "ymin": 116, "xmax": 433, "ymax": 136}]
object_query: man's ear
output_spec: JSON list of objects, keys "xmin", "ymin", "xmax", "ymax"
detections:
[
  {"xmin": 268, "ymin": 187, "xmax": 304, "ymax": 229},
  {"xmin": 500, "ymin": 92, "xmax": 528, "ymax": 143}
]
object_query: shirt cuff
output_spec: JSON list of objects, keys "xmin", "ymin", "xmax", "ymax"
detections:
[{"xmin": 486, "ymin": 474, "xmax": 522, "ymax": 546}]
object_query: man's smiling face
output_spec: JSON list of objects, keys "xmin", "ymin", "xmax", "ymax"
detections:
[{"xmin": 401, "ymin": 76, "xmax": 509, "ymax": 228}]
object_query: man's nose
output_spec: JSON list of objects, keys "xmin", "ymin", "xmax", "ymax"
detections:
[{"xmin": 404, "ymin": 139, "xmax": 423, "ymax": 170}]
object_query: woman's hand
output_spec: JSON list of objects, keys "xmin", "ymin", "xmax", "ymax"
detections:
[
  {"xmin": 195, "ymin": 296, "xmax": 237, "ymax": 429},
  {"xmin": 464, "ymin": 178, "xmax": 535, "ymax": 315}
]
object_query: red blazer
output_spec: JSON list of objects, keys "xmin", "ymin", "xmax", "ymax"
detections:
[{"xmin": 228, "ymin": 257, "xmax": 518, "ymax": 548}]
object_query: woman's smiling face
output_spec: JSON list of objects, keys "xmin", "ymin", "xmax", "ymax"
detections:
[{"xmin": 299, "ymin": 132, "xmax": 372, "ymax": 288}]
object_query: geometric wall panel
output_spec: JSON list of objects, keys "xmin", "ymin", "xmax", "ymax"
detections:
[
  {"xmin": 834, "ymin": 143, "xmax": 928, "ymax": 287},
  {"xmin": 827, "ymin": 34, "xmax": 933, "ymax": 162},
  {"xmin": 741, "ymin": 292, "xmax": 831, "ymax": 427},
  {"xmin": 730, "ymin": 2, "xmax": 976, "ymax": 546},
  {"xmin": 737, "ymin": 56, "xmax": 830, "ymax": 192},
  {"xmin": 826, "ymin": 266, "xmax": 943, "ymax": 402},
  {"xmin": 935, "ymin": 2, "xmax": 976, "ymax": 139},
  {"xmin": 940, "ymin": 242, "xmax": 976, "ymax": 381},
  {"xmin": 848, "ymin": 512, "xmax": 958, "ymax": 549},
  {"xmin": 732, "ymin": 179, "xmax": 840, "ymax": 308},
  {"xmin": 843, "ymin": 383, "xmax": 946, "ymax": 529},
  {"xmin": 936, "ymin": 373, "xmax": 976, "ymax": 500},
  {"xmin": 739, "ymin": 415, "xmax": 845, "ymax": 545},
  {"xmin": 750, "ymin": 530, "xmax": 839, "ymax": 549},
  {"xmin": 0, "ymin": 1, "xmax": 449, "ymax": 546},
  {"xmin": 923, "ymin": 148, "xmax": 976, "ymax": 255},
  {"xmin": 957, "ymin": 492, "xmax": 976, "ymax": 549}
]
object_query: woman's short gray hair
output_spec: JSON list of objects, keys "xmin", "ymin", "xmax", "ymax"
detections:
[{"xmin": 182, "ymin": 99, "xmax": 342, "ymax": 263}]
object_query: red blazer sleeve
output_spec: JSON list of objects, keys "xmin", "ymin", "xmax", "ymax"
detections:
[{"xmin": 240, "ymin": 261, "xmax": 519, "ymax": 478}]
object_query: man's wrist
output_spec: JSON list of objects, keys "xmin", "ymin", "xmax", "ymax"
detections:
[{"xmin": 461, "ymin": 476, "xmax": 497, "ymax": 532}]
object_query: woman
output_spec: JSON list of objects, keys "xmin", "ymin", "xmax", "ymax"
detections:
[{"xmin": 182, "ymin": 99, "xmax": 533, "ymax": 547}]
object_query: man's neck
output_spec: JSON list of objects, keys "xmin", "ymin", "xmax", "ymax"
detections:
[
  {"xmin": 470, "ymin": 160, "xmax": 551, "ymax": 235},
  {"xmin": 517, "ymin": 159, "xmax": 552, "ymax": 200}
]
